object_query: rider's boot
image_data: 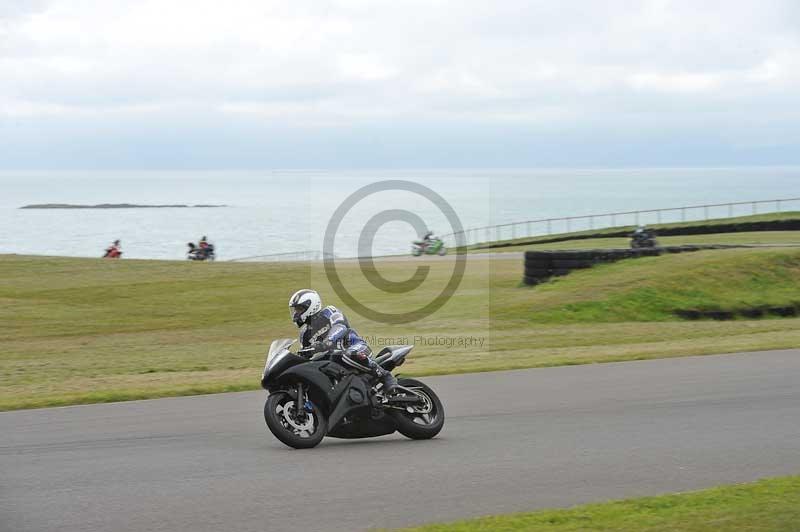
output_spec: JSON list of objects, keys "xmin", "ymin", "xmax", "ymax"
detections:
[
  {"xmin": 343, "ymin": 344, "xmax": 398, "ymax": 394},
  {"xmin": 368, "ymin": 358, "xmax": 398, "ymax": 394}
]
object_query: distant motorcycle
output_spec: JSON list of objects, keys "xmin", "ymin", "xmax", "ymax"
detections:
[
  {"xmin": 187, "ymin": 242, "xmax": 216, "ymax": 261},
  {"xmin": 261, "ymin": 339, "xmax": 444, "ymax": 449},
  {"xmin": 630, "ymin": 230, "xmax": 658, "ymax": 249},
  {"xmin": 103, "ymin": 241, "xmax": 122, "ymax": 259},
  {"xmin": 412, "ymin": 237, "xmax": 447, "ymax": 256}
]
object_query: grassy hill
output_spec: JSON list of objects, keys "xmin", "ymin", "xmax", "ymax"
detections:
[
  {"xmin": 1, "ymin": 248, "xmax": 799, "ymax": 410},
  {"xmin": 508, "ymin": 248, "xmax": 800, "ymax": 322}
]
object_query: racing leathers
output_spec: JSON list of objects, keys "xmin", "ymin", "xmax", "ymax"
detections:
[{"xmin": 298, "ymin": 306, "xmax": 397, "ymax": 392}]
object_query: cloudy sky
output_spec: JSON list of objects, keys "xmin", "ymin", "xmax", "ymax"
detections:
[{"xmin": 1, "ymin": 0, "xmax": 799, "ymax": 169}]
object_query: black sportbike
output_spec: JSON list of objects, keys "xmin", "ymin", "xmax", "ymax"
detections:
[
  {"xmin": 260, "ymin": 339, "xmax": 444, "ymax": 449},
  {"xmin": 631, "ymin": 231, "xmax": 658, "ymax": 249}
]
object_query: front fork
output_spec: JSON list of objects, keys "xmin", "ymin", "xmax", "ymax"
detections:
[{"xmin": 296, "ymin": 382, "xmax": 305, "ymax": 421}]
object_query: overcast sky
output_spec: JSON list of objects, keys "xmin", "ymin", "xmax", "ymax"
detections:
[{"xmin": 1, "ymin": 0, "xmax": 799, "ymax": 169}]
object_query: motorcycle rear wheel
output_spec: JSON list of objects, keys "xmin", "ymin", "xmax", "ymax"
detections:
[
  {"xmin": 264, "ymin": 392, "xmax": 327, "ymax": 449},
  {"xmin": 391, "ymin": 378, "xmax": 444, "ymax": 440}
]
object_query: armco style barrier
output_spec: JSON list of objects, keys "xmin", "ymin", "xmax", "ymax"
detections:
[
  {"xmin": 494, "ymin": 218, "xmax": 800, "ymax": 250},
  {"xmin": 442, "ymin": 197, "xmax": 800, "ymax": 249},
  {"xmin": 523, "ymin": 245, "xmax": 739, "ymax": 286}
]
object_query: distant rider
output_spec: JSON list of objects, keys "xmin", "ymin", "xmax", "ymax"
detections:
[
  {"xmin": 421, "ymin": 231, "xmax": 435, "ymax": 249},
  {"xmin": 288, "ymin": 289, "xmax": 397, "ymax": 393},
  {"xmin": 198, "ymin": 236, "xmax": 214, "ymax": 259},
  {"xmin": 104, "ymin": 239, "xmax": 122, "ymax": 258}
]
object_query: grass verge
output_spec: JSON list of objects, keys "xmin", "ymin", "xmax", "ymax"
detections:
[
  {"xmin": 1, "ymin": 248, "xmax": 799, "ymax": 410},
  {"xmin": 511, "ymin": 248, "xmax": 800, "ymax": 322},
  {"xmin": 395, "ymin": 475, "xmax": 800, "ymax": 531}
]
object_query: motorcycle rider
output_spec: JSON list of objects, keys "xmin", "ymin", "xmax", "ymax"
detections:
[
  {"xmin": 288, "ymin": 289, "xmax": 397, "ymax": 393},
  {"xmin": 420, "ymin": 230, "xmax": 435, "ymax": 250},
  {"xmin": 104, "ymin": 239, "xmax": 122, "ymax": 258},
  {"xmin": 196, "ymin": 236, "xmax": 215, "ymax": 259}
]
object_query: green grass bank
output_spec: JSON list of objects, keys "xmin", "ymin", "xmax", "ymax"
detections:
[
  {"xmin": 1, "ymin": 247, "xmax": 799, "ymax": 410},
  {"xmin": 396, "ymin": 475, "xmax": 800, "ymax": 532}
]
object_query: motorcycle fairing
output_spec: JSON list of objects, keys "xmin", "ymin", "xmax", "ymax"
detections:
[
  {"xmin": 325, "ymin": 375, "xmax": 373, "ymax": 432},
  {"xmin": 375, "ymin": 345, "xmax": 413, "ymax": 371},
  {"xmin": 272, "ymin": 361, "xmax": 340, "ymax": 408},
  {"xmin": 261, "ymin": 351, "xmax": 306, "ymax": 389}
]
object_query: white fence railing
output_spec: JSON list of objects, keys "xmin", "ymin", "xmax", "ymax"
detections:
[{"xmin": 441, "ymin": 197, "xmax": 800, "ymax": 248}]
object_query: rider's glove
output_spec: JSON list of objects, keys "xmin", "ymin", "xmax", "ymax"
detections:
[{"xmin": 312, "ymin": 339, "xmax": 333, "ymax": 352}]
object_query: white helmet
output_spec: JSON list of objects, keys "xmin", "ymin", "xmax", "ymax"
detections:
[{"xmin": 289, "ymin": 289, "xmax": 322, "ymax": 327}]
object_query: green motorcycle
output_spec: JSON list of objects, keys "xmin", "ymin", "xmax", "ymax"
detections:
[{"xmin": 412, "ymin": 237, "xmax": 447, "ymax": 256}]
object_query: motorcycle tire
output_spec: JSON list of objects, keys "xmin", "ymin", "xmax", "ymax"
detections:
[
  {"xmin": 391, "ymin": 378, "xmax": 444, "ymax": 440},
  {"xmin": 264, "ymin": 391, "xmax": 327, "ymax": 449},
  {"xmin": 523, "ymin": 275, "xmax": 548, "ymax": 285},
  {"xmin": 524, "ymin": 259, "xmax": 553, "ymax": 269},
  {"xmin": 545, "ymin": 251, "xmax": 597, "ymax": 260},
  {"xmin": 551, "ymin": 259, "xmax": 595, "ymax": 269},
  {"xmin": 524, "ymin": 267, "xmax": 552, "ymax": 278},
  {"xmin": 438, "ymin": 246, "xmax": 447, "ymax": 256}
]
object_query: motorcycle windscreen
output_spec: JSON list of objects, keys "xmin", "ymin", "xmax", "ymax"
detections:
[{"xmin": 268, "ymin": 338, "xmax": 295, "ymax": 358}]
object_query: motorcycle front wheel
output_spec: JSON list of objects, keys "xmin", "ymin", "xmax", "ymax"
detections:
[
  {"xmin": 264, "ymin": 391, "xmax": 327, "ymax": 449},
  {"xmin": 390, "ymin": 378, "xmax": 445, "ymax": 440}
]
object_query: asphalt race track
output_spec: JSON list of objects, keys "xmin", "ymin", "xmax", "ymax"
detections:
[{"xmin": 2, "ymin": 349, "xmax": 799, "ymax": 532}]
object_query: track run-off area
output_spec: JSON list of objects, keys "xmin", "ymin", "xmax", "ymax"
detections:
[{"xmin": 2, "ymin": 349, "xmax": 799, "ymax": 532}]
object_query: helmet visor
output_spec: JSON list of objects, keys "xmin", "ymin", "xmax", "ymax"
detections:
[{"xmin": 290, "ymin": 302, "xmax": 311, "ymax": 324}]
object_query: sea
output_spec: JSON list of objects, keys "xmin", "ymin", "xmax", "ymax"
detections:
[{"xmin": 0, "ymin": 167, "xmax": 798, "ymax": 260}]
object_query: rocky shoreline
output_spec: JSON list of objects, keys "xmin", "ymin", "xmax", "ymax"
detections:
[{"xmin": 20, "ymin": 203, "xmax": 226, "ymax": 209}]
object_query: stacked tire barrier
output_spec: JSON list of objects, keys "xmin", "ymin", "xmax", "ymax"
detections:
[
  {"xmin": 675, "ymin": 305, "xmax": 800, "ymax": 320},
  {"xmin": 523, "ymin": 245, "xmax": 734, "ymax": 286}
]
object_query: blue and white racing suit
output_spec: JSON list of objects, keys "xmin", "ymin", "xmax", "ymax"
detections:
[{"xmin": 298, "ymin": 306, "xmax": 377, "ymax": 373}]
